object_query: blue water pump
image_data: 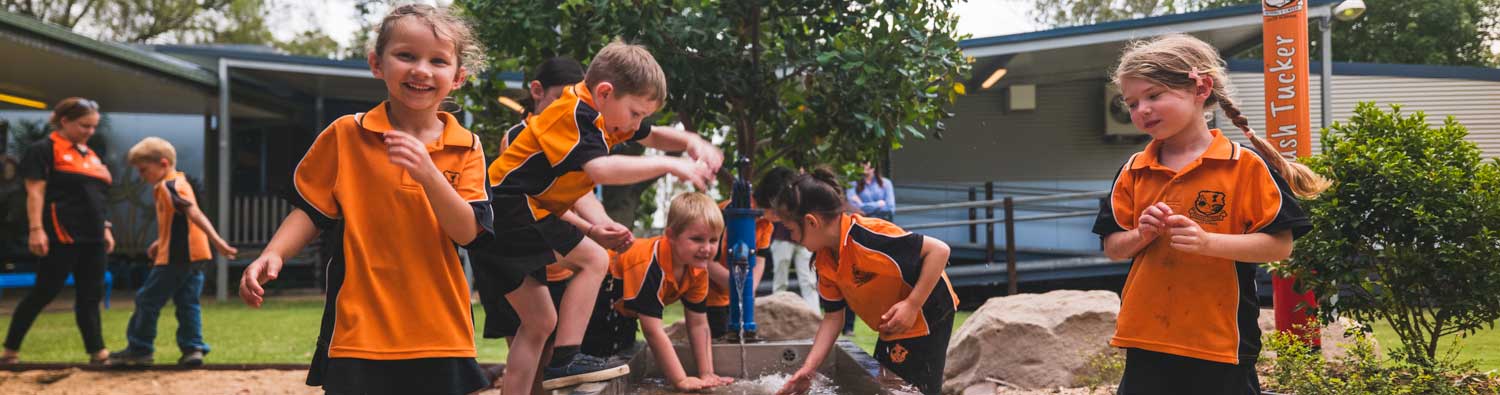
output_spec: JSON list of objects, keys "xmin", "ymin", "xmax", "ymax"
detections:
[{"xmin": 724, "ymin": 160, "xmax": 761, "ymax": 340}]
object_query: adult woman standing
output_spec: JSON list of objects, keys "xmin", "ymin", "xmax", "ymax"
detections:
[
  {"xmin": 847, "ymin": 162, "xmax": 895, "ymax": 220},
  {"xmin": 2, "ymin": 97, "xmax": 114, "ymax": 365}
]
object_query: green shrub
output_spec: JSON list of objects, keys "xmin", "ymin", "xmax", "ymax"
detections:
[{"xmin": 1265, "ymin": 329, "xmax": 1500, "ymax": 395}]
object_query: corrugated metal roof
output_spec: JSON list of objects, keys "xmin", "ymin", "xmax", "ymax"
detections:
[{"xmin": 0, "ymin": 10, "xmax": 217, "ymax": 86}]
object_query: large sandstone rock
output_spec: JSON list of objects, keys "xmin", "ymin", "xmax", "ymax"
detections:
[
  {"xmin": 754, "ymin": 291, "xmax": 823, "ymax": 341},
  {"xmin": 1256, "ymin": 308, "xmax": 1381, "ymax": 360},
  {"xmin": 944, "ymin": 290, "xmax": 1120, "ymax": 394},
  {"xmin": 663, "ymin": 291, "xmax": 822, "ymax": 343}
]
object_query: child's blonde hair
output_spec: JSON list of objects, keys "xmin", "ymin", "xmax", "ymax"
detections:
[
  {"xmin": 585, "ymin": 40, "xmax": 668, "ymax": 105},
  {"xmin": 1114, "ymin": 34, "xmax": 1331, "ymax": 199},
  {"xmin": 372, "ymin": 3, "xmax": 486, "ymax": 72},
  {"xmin": 666, "ymin": 192, "xmax": 724, "ymax": 236},
  {"xmin": 127, "ymin": 137, "xmax": 176, "ymax": 166}
]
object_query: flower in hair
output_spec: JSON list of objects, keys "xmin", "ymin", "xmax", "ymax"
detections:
[{"xmin": 1187, "ymin": 69, "xmax": 1202, "ymax": 81}]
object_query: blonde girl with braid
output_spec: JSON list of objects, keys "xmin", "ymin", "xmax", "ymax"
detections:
[{"xmin": 1091, "ymin": 34, "xmax": 1329, "ymax": 394}]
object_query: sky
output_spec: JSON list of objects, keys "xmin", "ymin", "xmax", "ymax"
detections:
[{"xmin": 289, "ymin": 0, "xmax": 1041, "ymax": 53}]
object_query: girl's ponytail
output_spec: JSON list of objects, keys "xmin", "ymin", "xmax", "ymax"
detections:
[{"xmin": 1216, "ymin": 95, "xmax": 1331, "ymax": 199}]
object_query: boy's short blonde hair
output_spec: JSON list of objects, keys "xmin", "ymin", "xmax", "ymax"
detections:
[
  {"xmin": 127, "ymin": 137, "xmax": 177, "ymax": 166},
  {"xmin": 585, "ymin": 40, "xmax": 668, "ymax": 105},
  {"xmin": 666, "ymin": 192, "xmax": 724, "ymax": 236}
]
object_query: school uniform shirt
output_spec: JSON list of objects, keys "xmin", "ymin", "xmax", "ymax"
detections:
[
  {"xmin": 612, "ymin": 236, "xmax": 710, "ymax": 319},
  {"xmin": 1092, "ymin": 129, "xmax": 1311, "ymax": 365},
  {"xmin": 814, "ymin": 214, "xmax": 959, "ymax": 341},
  {"xmin": 152, "ymin": 171, "xmax": 211, "ymax": 265},
  {"xmin": 500, "ymin": 120, "xmax": 574, "ymax": 283},
  {"xmin": 706, "ymin": 200, "xmax": 773, "ymax": 308},
  {"xmin": 487, "ymin": 82, "xmax": 653, "ymax": 221},
  {"xmin": 288, "ymin": 102, "xmax": 493, "ymax": 360},
  {"xmin": 19, "ymin": 132, "xmax": 112, "ymax": 244}
]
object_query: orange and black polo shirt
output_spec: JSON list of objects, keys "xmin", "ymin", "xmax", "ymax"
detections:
[
  {"xmin": 611, "ymin": 236, "xmax": 709, "ymax": 319},
  {"xmin": 289, "ymin": 102, "xmax": 493, "ymax": 360},
  {"xmin": 19, "ymin": 132, "xmax": 112, "ymax": 244},
  {"xmin": 500, "ymin": 120, "xmax": 575, "ymax": 282},
  {"xmin": 813, "ymin": 214, "xmax": 959, "ymax": 341},
  {"xmin": 706, "ymin": 199, "xmax": 772, "ymax": 308},
  {"xmin": 152, "ymin": 171, "xmax": 211, "ymax": 265},
  {"xmin": 1092, "ymin": 129, "xmax": 1311, "ymax": 365},
  {"xmin": 487, "ymin": 82, "xmax": 652, "ymax": 221}
]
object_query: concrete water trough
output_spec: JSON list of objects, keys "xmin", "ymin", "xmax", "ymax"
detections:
[{"xmin": 557, "ymin": 340, "xmax": 921, "ymax": 395}]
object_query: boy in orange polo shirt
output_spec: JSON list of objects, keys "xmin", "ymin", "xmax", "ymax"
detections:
[
  {"xmin": 602, "ymin": 192, "xmax": 734, "ymax": 391},
  {"xmin": 109, "ymin": 137, "xmax": 237, "ymax": 367},
  {"xmin": 478, "ymin": 40, "xmax": 723, "ymax": 393}
]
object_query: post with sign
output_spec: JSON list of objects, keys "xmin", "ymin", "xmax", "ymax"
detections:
[{"xmin": 1262, "ymin": 0, "xmax": 1321, "ymax": 347}]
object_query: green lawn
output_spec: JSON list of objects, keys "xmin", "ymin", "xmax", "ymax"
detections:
[{"xmin": 5, "ymin": 298, "xmax": 1494, "ymax": 372}]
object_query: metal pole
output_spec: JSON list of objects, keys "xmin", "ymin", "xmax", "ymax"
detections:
[
  {"xmin": 984, "ymin": 182, "xmax": 994, "ymax": 263},
  {"xmin": 967, "ymin": 187, "xmax": 977, "ymax": 243},
  {"xmin": 215, "ymin": 59, "xmax": 231, "ymax": 302},
  {"xmin": 1320, "ymin": 16, "xmax": 1333, "ymax": 130},
  {"xmin": 1004, "ymin": 197, "xmax": 1017, "ymax": 295}
]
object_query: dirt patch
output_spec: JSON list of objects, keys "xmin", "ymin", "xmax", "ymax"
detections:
[{"xmin": 0, "ymin": 368, "xmax": 319, "ymax": 395}]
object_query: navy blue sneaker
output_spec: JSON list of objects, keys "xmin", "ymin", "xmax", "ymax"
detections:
[{"xmin": 541, "ymin": 353, "xmax": 629, "ymax": 390}]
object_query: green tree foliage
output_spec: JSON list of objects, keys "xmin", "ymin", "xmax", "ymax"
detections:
[
  {"xmin": 1282, "ymin": 102, "xmax": 1500, "ymax": 366},
  {"xmin": 456, "ymin": 0, "xmax": 970, "ymax": 174},
  {"xmin": 1028, "ymin": 0, "xmax": 1499, "ymax": 66}
]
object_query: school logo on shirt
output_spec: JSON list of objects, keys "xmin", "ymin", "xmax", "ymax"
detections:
[
  {"xmin": 888, "ymin": 344, "xmax": 908, "ymax": 364},
  {"xmin": 852, "ymin": 266, "xmax": 877, "ymax": 287},
  {"xmin": 443, "ymin": 170, "xmax": 461, "ymax": 188},
  {"xmin": 1190, "ymin": 190, "xmax": 1227, "ymax": 224}
]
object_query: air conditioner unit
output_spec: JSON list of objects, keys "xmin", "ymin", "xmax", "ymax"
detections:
[{"xmin": 1103, "ymin": 82, "xmax": 1145, "ymax": 136}]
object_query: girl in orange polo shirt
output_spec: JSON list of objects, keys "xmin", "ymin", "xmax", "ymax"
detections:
[
  {"xmin": 773, "ymin": 169, "xmax": 958, "ymax": 395},
  {"xmin": 238, "ymin": 5, "xmax": 493, "ymax": 395},
  {"xmin": 1093, "ymin": 34, "xmax": 1328, "ymax": 394}
]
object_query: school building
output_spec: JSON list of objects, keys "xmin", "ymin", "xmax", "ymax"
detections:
[{"xmin": 892, "ymin": 1, "xmax": 1500, "ymax": 292}]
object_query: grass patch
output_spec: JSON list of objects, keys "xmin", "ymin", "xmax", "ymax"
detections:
[{"xmin": 25, "ymin": 296, "xmax": 1493, "ymax": 372}]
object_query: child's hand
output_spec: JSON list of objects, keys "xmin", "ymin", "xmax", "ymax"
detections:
[
  {"xmin": 214, "ymin": 238, "xmax": 239, "ymax": 260},
  {"xmin": 1137, "ymin": 202, "xmax": 1171, "ymax": 240},
  {"xmin": 673, "ymin": 376, "xmax": 707, "ymax": 391},
  {"xmin": 239, "ymin": 253, "xmax": 284, "ymax": 308},
  {"xmin": 1166, "ymin": 215, "xmax": 1212, "ymax": 254},
  {"xmin": 146, "ymin": 240, "xmax": 160, "ymax": 260},
  {"xmin": 878, "ymin": 299, "xmax": 919, "ymax": 336},
  {"xmin": 671, "ymin": 158, "xmax": 714, "ymax": 190},
  {"xmin": 383, "ymin": 132, "xmax": 438, "ymax": 184},
  {"xmin": 700, "ymin": 373, "xmax": 734, "ymax": 387},
  {"xmin": 776, "ymin": 369, "xmax": 816, "ymax": 395},
  {"xmin": 588, "ymin": 222, "xmax": 634, "ymax": 251},
  {"xmin": 686, "ymin": 139, "xmax": 723, "ymax": 176}
]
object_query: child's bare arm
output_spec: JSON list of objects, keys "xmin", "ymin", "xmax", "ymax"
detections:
[
  {"xmin": 636, "ymin": 126, "xmax": 722, "ymax": 173},
  {"xmin": 777, "ymin": 310, "xmax": 846, "ymax": 395},
  {"xmin": 1165, "ymin": 215, "xmax": 1294, "ymax": 262},
  {"xmin": 640, "ymin": 315, "xmax": 696, "ymax": 390},
  {"xmin": 240, "ymin": 209, "xmax": 320, "ymax": 307},
  {"xmin": 878, "ymin": 236, "xmax": 949, "ymax": 335},
  {"xmin": 583, "ymin": 155, "xmax": 712, "ymax": 189},
  {"xmin": 184, "ymin": 203, "xmax": 237, "ymax": 257},
  {"xmin": 685, "ymin": 311, "xmax": 720, "ymax": 380},
  {"xmin": 707, "ymin": 259, "xmax": 730, "ymax": 289},
  {"xmin": 383, "ymin": 133, "xmax": 479, "ymax": 244},
  {"xmin": 1102, "ymin": 202, "xmax": 1171, "ymax": 260}
]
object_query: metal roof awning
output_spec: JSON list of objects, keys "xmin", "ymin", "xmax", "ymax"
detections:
[{"xmin": 959, "ymin": 1, "xmax": 1335, "ymax": 87}]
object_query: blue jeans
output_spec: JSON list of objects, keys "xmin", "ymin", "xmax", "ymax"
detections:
[{"xmin": 124, "ymin": 262, "xmax": 209, "ymax": 354}]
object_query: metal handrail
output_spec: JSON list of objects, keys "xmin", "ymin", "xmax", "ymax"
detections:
[
  {"xmin": 902, "ymin": 210, "xmax": 1099, "ymax": 230},
  {"xmin": 894, "ymin": 191, "xmax": 1108, "ymax": 214},
  {"xmin": 898, "ymin": 187, "xmax": 1109, "ymax": 295}
]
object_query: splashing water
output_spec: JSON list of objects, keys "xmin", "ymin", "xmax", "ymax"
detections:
[{"xmin": 633, "ymin": 373, "xmax": 841, "ymax": 395}]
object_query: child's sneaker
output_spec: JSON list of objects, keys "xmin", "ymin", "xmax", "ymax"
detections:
[
  {"xmin": 541, "ymin": 353, "xmax": 630, "ymax": 390},
  {"xmin": 178, "ymin": 349, "xmax": 205, "ymax": 367},
  {"xmin": 108, "ymin": 348, "xmax": 154, "ymax": 367}
]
